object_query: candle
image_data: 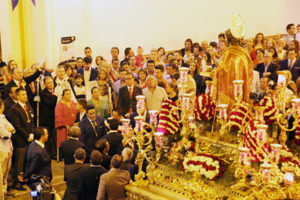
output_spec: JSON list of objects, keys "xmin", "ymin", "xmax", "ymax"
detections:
[
  {"xmin": 149, "ymin": 110, "xmax": 158, "ymax": 126},
  {"xmin": 277, "ymin": 74, "xmax": 286, "ymax": 88},
  {"xmin": 179, "ymin": 67, "xmax": 189, "ymax": 84},
  {"xmin": 136, "ymin": 95, "xmax": 146, "ymax": 116},
  {"xmin": 270, "ymin": 144, "xmax": 282, "ymax": 163},
  {"xmin": 121, "ymin": 119, "xmax": 130, "ymax": 135},
  {"xmin": 284, "ymin": 172, "xmax": 294, "ymax": 186},
  {"xmin": 154, "ymin": 132, "xmax": 164, "ymax": 147},
  {"xmin": 134, "ymin": 116, "xmax": 144, "ymax": 132},
  {"xmin": 256, "ymin": 124, "xmax": 268, "ymax": 143},
  {"xmin": 182, "ymin": 94, "xmax": 192, "ymax": 111},
  {"xmin": 217, "ymin": 104, "xmax": 228, "ymax": 121},
  {"xmin": 205, "ymin": 80, "xmax": 213, "ymax": 97},
  {"xmin": 233, "ymin": 80, "xmax": 244, "ymax": 102},
  {"xmin": 238, "ymin": 147, "xmax": 250, "ymax": 166},
  {"xmin": 260, "ymin": 163, "xmax": 272, "ymax": 183},
  {"xmin": 291, "ymin": 98, "xmax": 300, "ymax": 116}
]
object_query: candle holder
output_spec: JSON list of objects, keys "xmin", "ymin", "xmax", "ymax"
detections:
[
  {"xmin": 121, "ymin": 119, "xmax": 130, "ymax": 135},
  {"xmin": 179, "ymin": 67, "xmax": 189, "ymax": 85},
  {"xmin": 233, "ymin": 80, "xmax": 244, "ymax": 103},
  {"xmin": 256, "ymin": 124, "xmax": 268, "ymax": 144},
  {"xmin": 182, "ymin": 93, "xmax": 192, "ymax": 111},
  {"xmin": 136, "ymin": 95, "xmax": 146, "ymax": 116},
  {"xmin": 217, "ymin": 104, "xmax": 228, "ymax": 122},
  {"xmin": 291, "ymin": 98, "xmax": 300, "ymax": 117},
  {"xmin": 260, "ymin": 163, "xmax": 272, "ymax": 183},
  {"xmin": 149, "ymin": 110, "xmax": 158, "ymax": 127},
  {"xmin": 134, "ymin": 116, "xmax": 145, "ymax": 132},
  {"xmin": 238, "ymin": 147, "xmax": 251, "ymax": 166},
  {"xmin": 270, "ymin": 144, "xmax": 282, "ymax": 164},
  {"xmin": 277, "ymin": 73, "xmax": 287, "ymax": 88}
]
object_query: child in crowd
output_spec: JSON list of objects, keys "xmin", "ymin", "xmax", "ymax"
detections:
[
  {"xmin": 74, "ymin": 74, "xmax": 86, "ymax": 99},
  {"xmin": 135, "ymin": 46, "xmax": 146, "ymax": 68},
  {"xmin": 99, "ymin": 85, "xmax": 112, "ymax": 119}
]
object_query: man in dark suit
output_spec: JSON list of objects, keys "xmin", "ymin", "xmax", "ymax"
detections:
[
  {"xmin": 279, "ymin": 48, "xmax": 300, "ymax": 82},
  {"xmin": 60, "ymin": 126, "xmax": 86, "ymax": 165},
  {"xmin": 118, "ymin": 72, "xmax": 143, "ymax": 116},
  {"xmin": 94, "ymin": 139, "xmax": 111, "ymax": 170},
  {"xmin": 3, "ymin": 86, "xmax": 18, "ymax": 116},
  {"xmin": 77, "ymin": 56, "xmax": 98, "ymax": 85},
  {"xmin": 78, "ymin": 150, "xmax": 107, "ymax": 200},
  {"xmin": 120, "ymin": 47, "xmax": 134, "ymax": 66},
  {"xmin": 255, "ymin": 52, "xmax": 278, "ymax": 81},
  {"xmin": 101, "ymin": 119, "xmax": 123, "ymax": 157},
  {"xmin": 4, "ymin": 67, "xmax": 42, "ymax": 100},
  {"xmin": 63, "ymin": 148, "xmax": 89, "ymax": 200},
  {"xmin": 39, "ymin": 76, "xmax": 57, "ymax": 158},
  {"xmin": 6, "ymin": 88, "xmax": 35, "ymax": 190},
  {"xmin": 79, "ymin": 105, "xmax": 106, "ymax": 154},
  {"xmin": 24, "ymin": 127, "xmax": 52, "ymax": 180}
]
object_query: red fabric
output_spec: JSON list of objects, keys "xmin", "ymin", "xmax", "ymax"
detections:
[{"xmin": 55, "ymin": 101, "xmax": 77, "ymax": 147}]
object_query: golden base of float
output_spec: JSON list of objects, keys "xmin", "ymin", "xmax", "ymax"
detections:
[{"xmin": 125, "ymin": 127, "xmax": 300, "ymax": 200}]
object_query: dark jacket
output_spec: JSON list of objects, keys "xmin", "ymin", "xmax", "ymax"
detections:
[
  {"xmin": 79, "ymin": 116, "xmax": 106, "ymax": 154},
  {"xmin": 279, "ymin": 59, "xmax": 300, "ymax": 82},
  {"xmin": 194, "ymin": 74, "xmax": 211, "ymax": 96},
  {"xmin": 60, "ymin": 138, "xmax": 86, "ymax": 165},
  {"xmin": 118, "ymin": 85, "xmax": 143, "ymax": 115},
  {"xmin": 78, "ymin": 166, "xmax": 107, "ymax": 200},
  {"xmin": 39, "ymin": 88, "xmax": 57, "ymax": 127},
  {"xmin": 77, "ymin": 67, "xmax": 98, "ymax": 85},
  {"xmin": 63, "ymin": 162, "xmax": 89, "ymax": 200},
  {"xmin": 101, "ymin": 131, "xmax": 123, "ymax": 157},
  {"xmin": 255, "ymin": 62, "xmax": 278, "ymax": 81},
  {"xmin": 3, "ymin": 96, "xmax": 16, "ymax": 117},
  {"xmin": 24, "ymin": 141, "xmax": 52, "ymax": 179},
  {"xmin": 6, "ymin": 103, "xmax": 35, "ymax": 148},
  {"xmin": 4, "ymin": 69, "xmax": 41, "ymax": 99}
]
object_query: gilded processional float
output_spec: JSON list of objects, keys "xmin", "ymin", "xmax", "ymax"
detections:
[{"xmin": 123, "ymin": 13, "xmax": 300, "ymax": 200}]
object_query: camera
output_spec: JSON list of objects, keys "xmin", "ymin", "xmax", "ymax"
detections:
[{"xmin": 29, "ymin": 175, "xmax": 55, "ymax": 200}]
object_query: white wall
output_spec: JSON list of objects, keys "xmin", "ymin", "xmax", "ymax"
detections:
[{"xmin": 1, "ymin": 0, "xmax": 300, "ymax": 66}]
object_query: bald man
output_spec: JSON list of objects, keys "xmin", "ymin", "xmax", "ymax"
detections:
[{"xmin": 60, "ymin": 126, "xmax": 86, "ymax": 165}]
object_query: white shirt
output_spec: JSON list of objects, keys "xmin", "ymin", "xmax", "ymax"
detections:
[
  {"xmin": 54, "ymin": 77, "xmax": 77, "ymax": 102},
  {"xmin": 84, "ymin": 68, "xmax": 91, "ymax": 85},
  {"xmin": 143, "ymin": 86, "xmax": 168, "ymax": 111},
  {"xmin": 0, "ymin": 114, "xmax": 15, "ymax": 152},
  {"xmin": 35, "ymin": 140, "xmax": 45, "ymax": 149},
  {"xmin": 250, "ymin": 71, "xmax": 260, "ymax": 93}
]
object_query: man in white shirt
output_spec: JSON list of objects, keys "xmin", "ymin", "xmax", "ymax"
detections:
[
  {"xmin": 143, "ymin": 75, "xmax": 168, "ymax": 112},
  {"xmin": 78, "ymin": 56, "xmax": 98, "ymax": 86},
  {"xmin": 282, "ymin": 23, "xmax": 296, "ymax": 46}
]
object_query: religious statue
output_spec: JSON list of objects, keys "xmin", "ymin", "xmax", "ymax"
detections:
[{"xmin": 214, "ymin": 13, "xmax": 253, "ymax": 107}]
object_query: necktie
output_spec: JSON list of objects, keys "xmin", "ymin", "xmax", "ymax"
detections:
[
  {"xmin": 30, "ymin": 83, "xmax": 35, "ymax": 94},
  {"xmin": 129, "ymin": 87, "xmax": 133, "ymax": 99},
  {"xmin": 24, "ymin": 105, "xmax": 30, "ymax": 122},
  {"xmin": 289, "ymin": 60, "xmax": 292, "ymax": 70},
  {"xmin": 24, "ymin": 105, "xmax": 28, "ymax": 114},
  {"xmin": 91, "ymin": 120, "xmax": 97, "ymax": 137},
  {"xmin": 51, "ymin": 90, "xmax": 54, "ymax": 95},
  {"xmin": 18, "ymin": 81, "xmax": 22, "ymax": 88}
]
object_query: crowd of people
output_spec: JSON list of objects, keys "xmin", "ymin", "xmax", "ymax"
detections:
[{"xmin": 0, "ymin": 22, "xmax": 300, "ymax": 199}]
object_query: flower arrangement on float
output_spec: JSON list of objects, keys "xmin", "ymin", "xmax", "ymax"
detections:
[{"xmin": 181, "ymin": 152, "xmax": 226, "ymax": 180}]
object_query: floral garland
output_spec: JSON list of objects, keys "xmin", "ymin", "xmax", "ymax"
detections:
[
  {"xmin": 259, "ymin": 96, "xmax": 278, "ymax": 125},
  {"xmin": 194, "ymin": 94, "xmax": 215, "ymax": 121},
  {"xmin": 181, "ymin": 152, "xmax": 226, "ymax": 180},
  {"xmin": 243, "ymin": 119, "xmax": 269, "ymax": 162},
  {"xmin": 157, "ymin": 99, "xmax": 180, "ymax": 136},
  {"xmin": 229, "ymin": 102, "xmax": 251, "ymax": 130}
]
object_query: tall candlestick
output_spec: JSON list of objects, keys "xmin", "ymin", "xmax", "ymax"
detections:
[
  {"xmin": 136, "ymin": 95, "xmax": 146, "ymax": 116},
  {"xmin": 134, "ymin": 116, "xmax": 145, "ymax": 132},
  {"xmin": 217, "ymin": 104, "xmax": 228, "ymax": 121},
  {"xmin": 149, "ymin": 110, "xmax": 158, "ymax": 127},
  {"xmin": 256, "ymin": 124, "xmax": 268, "ymax": 143},
  {"xmin": 121, "ymin": 119, "xmax": 130, "ymax": 135},
  {"xmin": 233, "ymin": 80, "xmax": 244, "ymax": 102}
]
